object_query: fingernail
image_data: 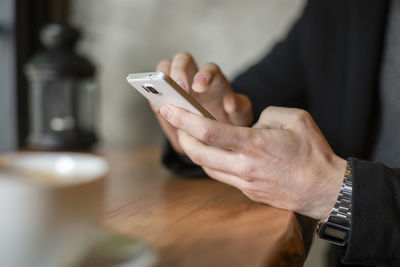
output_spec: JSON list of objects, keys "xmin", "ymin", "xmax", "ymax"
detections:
[
  {"xmin": 193, "ymin": 76, "xmax": 209, "ymax": 92},
  {"xmin": 160, "ymin": 106, "xmax": 172, "ymax": 120},
  {"xmin": 223, "ymin": 94, "xmax": 235, "ymax": 113},
  {"xmin": 198, "ymin": 75, "xmax": 209, "ymax": 86},
  {"xmin": 177, "ymin": 81, "xmax": 187, "ymax": 91},
  {"xmin": 225, "ymin": 103, "xmax": 234, "ymax": 113}
]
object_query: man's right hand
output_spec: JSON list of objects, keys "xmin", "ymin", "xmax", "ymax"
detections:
[{"xmin": 151, "ymin": 51, "xmax": 253, "ymax": 155}]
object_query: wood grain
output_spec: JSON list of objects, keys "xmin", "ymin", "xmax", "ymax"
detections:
[{"xmin": 98, "ymin": 146, "xmax": 305, "ymax": 267}]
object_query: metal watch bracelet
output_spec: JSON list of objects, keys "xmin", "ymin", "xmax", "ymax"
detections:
[{"xmin": 317, "ymin": 160, "xmax": 353, "ymax": 246}]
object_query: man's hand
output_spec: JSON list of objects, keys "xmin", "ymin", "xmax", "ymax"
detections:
[
  {"xmin": 159, "ymin": 104, "xmax": 347, "ymax": 220},
  {"xmin": 152, "ymin": 52, "xmax": 253, "ymax": 155}
]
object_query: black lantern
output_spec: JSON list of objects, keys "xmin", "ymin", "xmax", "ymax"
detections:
[{"xmin": 25, "ymin": 23, "xmax": 98, "ymax": 150}]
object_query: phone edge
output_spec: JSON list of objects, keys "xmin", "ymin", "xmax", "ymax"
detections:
[{"xmin": 127, "ymin": 72, "xmax": 216, "ymax": 120}]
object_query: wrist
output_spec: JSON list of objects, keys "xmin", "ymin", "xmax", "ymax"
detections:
[
  {"xmin": 303, "ymin": 156, "xmax": 346, "ymax": 220},
  {"xmin": 317, "ymin": 156, "xmax": 348, "ymax": 220},
  {"xmin": 317, "ymin": 159, "xmax": 353, "ymax": 246}
]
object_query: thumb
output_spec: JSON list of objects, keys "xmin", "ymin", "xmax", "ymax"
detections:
[{"xmin": 223, "ymin": 92, "xmax": 253, "ymax": 126}]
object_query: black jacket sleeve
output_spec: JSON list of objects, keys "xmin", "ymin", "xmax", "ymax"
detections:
[
  {"xmin": 340, "ymin": 158, "xmax": 400, "ymax": 266},
  {"xmin": 231, "ymin": 9, "xmax": 308, "ymax": 119}
]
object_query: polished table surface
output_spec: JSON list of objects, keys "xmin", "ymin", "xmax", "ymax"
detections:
[{"xmin": 99, "ymin": 146, "xmax": 306, "ymax": 267}]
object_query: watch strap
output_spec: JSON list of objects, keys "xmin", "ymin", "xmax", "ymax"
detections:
[{"xmin": 317, "ymin": 160, "xmax": 353, "ymax": 246}]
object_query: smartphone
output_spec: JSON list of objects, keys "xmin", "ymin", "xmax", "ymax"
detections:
[{"xmin": 126, "ymin": 72, "xmax": 215, "ymax": 120}]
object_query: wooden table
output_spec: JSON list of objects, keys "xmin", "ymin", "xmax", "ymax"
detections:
[{"xmin": 99, "ymin": 146, "xmax": 306, "ymax": 267}]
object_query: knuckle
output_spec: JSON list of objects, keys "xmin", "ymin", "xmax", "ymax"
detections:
[
  {"xmin": 199, "ymin": 125, "xmax": 216, "ymax": 143},
  {"xmin": 172, "ymin": 69, "xmax": 187, "ymax": 80},
  {"xmin": 171, "ymin": 52, "xmax": 194, "ymax": 73},
  {"xmin": 240, "ymin": 185, "xmax": 260, "ymax": 202},
  {"xmin": 169, "ymin": 110, "xmax": 181, "ymax": 126},
  {"xmin": 238, "ymin": 180, "xmax": 253, "ymax": 192},
  {"xmin": 174, "ymin": 51, "xmax": 193, "ymax": 61},
  {"xmin": 291, "ymin": 109, "xmax": 311, "ymax": 125},
  {"xmin": 236, "ymin": 157, "xmax": 255, "ymax": 180},
  {"xmin": 266, "ymin": 105, "xmax": 278, "ymax": 112},
  {"xmin": 260, "ymin": 106, "xmax": 275, "ymax": 118},
  {"xmin": 158, "ymin": 58, "xmax": 171, "ymax": 66},
  {"xmin": 259, "ymin": 111, "xmax": 267, "ymax": 121},
  {"xmin": 202, "ymin": 62, "xmax": 220, "ymax": 73},
  {"xmin": 203, "ymin": 167, "xmax": 214, "ymax": 178},
  {"xmin": 188, "ymin": 151, "xmax": 206, "ymax": 166},
  {"xmin": 156, "ymin": 59, "xmax": 171, "ymax": 72},
  {"xmin": 237, "ymin": 166, "xmax": 254, "ymax": 181}
]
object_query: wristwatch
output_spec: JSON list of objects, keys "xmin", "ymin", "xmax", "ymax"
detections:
[{"xmin": 317, "ymin": 160, "xmax": 353, "ymax": 246}]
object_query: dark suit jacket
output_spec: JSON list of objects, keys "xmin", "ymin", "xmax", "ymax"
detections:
[{"xmin": 162, "ymin": 0, "xmax": 400, "ymax": 265}]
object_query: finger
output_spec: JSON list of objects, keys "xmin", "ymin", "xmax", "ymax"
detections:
[
  {"xmin": 203, "ymin": 167, "xmax": 271, "ymax": 204},
  {"xmin": 255, "ymin": 106, "xmax": 313, "ymax": 131},
  {"xmin": 192, "ymin": 62, "xmax": 225, "ymax": 93},
  {"xmin": 170, "ymin": 52, "xmax": 198, "ymax": 92},
  {"xmin": 253, "ymin": 106, "xmax": 292, "ymax": 129},
  {"xmin": 149, "ymin": 99, "xmax": 184, "ymax": 154},
  {"xmin": 202, "ymin": 166, "xmax": 249, "ymax": 190},
  {"xmin": 178, "ymin": 129, "xmax": 253, "ymax": 177},
  {"xmin": 161, "ymin": 104, "xmax": 253, "ymax": 152},
  {"xmin": 156, "ymin": 59, "xmax": 172, "ymax": 74},
  {"xmin": 223, "ymin": 92, "xmax": 253, "ymax": 126},
  {"xmin": 153, "ymin": 110, "xmax": 185, "ymax": 155},
  {"xmin": 178, "ymin": 127, "xmax": 279, "ymax": 182}
]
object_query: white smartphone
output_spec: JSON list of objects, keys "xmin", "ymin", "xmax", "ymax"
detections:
[{"xmin": 126, "ymin": 72, "xmax": 215, "ymax": 120}]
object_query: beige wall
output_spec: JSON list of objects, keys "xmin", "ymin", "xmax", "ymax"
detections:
[{"xmin": 70, "ymin": 0, "xmax": 306, "ymax": 146}]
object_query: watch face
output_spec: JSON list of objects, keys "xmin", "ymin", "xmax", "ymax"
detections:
[
  {"xmin": 324, "ymin": 226, "xmax": 347, "ymax": 240},
  {"xmin": 318, "ymin": 222, "xmax": 350, "ymax": 246}
]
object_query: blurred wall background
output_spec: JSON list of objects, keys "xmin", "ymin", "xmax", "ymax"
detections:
[{"xmin": 70, "ymin": 0, "xmax": 306, "ymax": 146}]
